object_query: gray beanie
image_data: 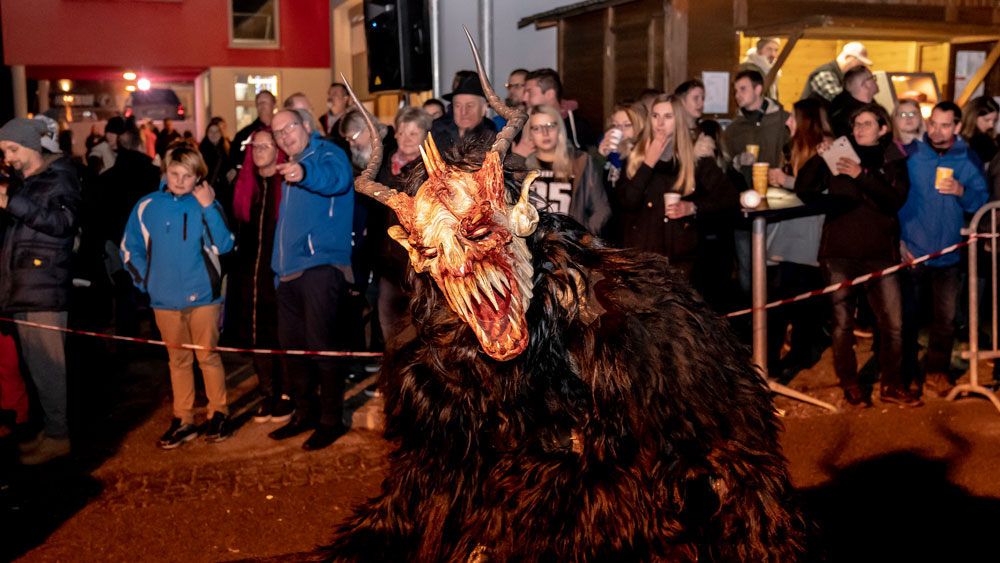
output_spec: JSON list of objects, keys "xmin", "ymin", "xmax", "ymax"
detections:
[{"xmin": 0, "ymin": 118, "xmax": 48, "ymax": 153}]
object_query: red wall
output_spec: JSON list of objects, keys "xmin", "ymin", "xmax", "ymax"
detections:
[{"xmin": 2, "ymin": 0, "xmax": 330, "ymax": 70}]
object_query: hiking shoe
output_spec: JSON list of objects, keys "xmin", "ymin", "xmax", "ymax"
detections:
[
  {"xmin": 17, "ymin": 429, "xmax": 45, "ymax": 453},
  {"xmin": 924, "ymin": 372, "xmax": 954, "ymax": 398},
  {"xmin": 19, "ymin": 436, "xmax": 70, "ymax": 465},
  {"xmin": 843, "ymin": 386, "xmax": 872, "ymax": 408},
  {"xmin": 271, "ymin": 394, "xmax": 295, "ymax": 424},
  {"xmin": 204, "ymin": 412, "xmax": 233, "ymax": 443},
  {"xmin": 253, "ymin": 396, "xmax": 273, "ymax": 423},
  {"xmin": 158, "ymin": 418, "xmax": 199, "ymax": 450},
  {"xmin": 880, "ymin": 386, "xmax": 923, "ymax": 408}
]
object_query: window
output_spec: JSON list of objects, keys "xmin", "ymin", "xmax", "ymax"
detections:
[
  {"xmin": 234, "ymin": 74, "xmax": 278, "ymax": 131},
  {"xmin": 230, "ymin": 0, "xmax": 279, "ymax": 47}
]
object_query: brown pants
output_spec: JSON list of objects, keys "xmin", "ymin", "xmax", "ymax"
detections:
[{"xmin": 153, "ymin": 304, "xmax": 228, "ymax": 423}]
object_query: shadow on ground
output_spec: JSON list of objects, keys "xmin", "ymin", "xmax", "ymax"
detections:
[{"xmin": 799, "ymin": 450, "xmax": 1000, "ymax": 562}]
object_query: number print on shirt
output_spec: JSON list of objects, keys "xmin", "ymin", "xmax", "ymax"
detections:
[{"xmin": 531, "ymin": 170, "xmax": 573, "ymax": 215}]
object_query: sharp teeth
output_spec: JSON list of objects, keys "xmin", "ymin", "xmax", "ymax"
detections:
[
  {"xmin": 466, "ymin": 277, "xmax": 480, "ymax": 304},
  {"xmin": 487, "ymin": 267, "xmax": 508, "ymax": 294},
  {"xmin": 459, "ymin": 279, "xmax": 475, "ymax": 313},
  {"xmin": 476, "ymin": 266, "xmax": 499, "ymax": 310}
]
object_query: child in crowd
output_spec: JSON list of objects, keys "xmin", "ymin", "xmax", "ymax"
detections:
[{"xmin": 121, "ymin": 144, "xmax": 235, "ymax": 449}]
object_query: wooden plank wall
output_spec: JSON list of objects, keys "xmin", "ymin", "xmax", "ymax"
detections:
[{"xmin": 738, "ymin": 36, "xmax": 951, "ymax": 108}]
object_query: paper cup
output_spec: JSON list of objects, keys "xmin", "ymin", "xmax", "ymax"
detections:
[
  {"xmin": 752, "ymin": 162, "xmax": 769, "ymax": 195},
  {"xmin": 935, "ymin": 167, "xmax": 953, "ymax": 190},
  {"xmin": 740, "ymin": 189, "xmax": 762, "ymax": 209},
  {"xmin": 746, "ymin": 144, "xmax": 760, "ymax": 161},
  {"xmin": 664, "ymin": 192, "xmax": 682, "ymax": 206},
  {"xmin": 607, "ymin": 128, "xmax": 623, "ymax": 151}
]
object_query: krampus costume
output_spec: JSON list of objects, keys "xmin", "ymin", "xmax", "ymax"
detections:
[{"xmin": 325, "ymin": 31, "xmax": 808, "ymax": 562}]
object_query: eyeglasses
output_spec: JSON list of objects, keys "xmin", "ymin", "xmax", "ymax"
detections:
[
  {"xmin": 854, "ymin": 120, "xmax": 878, "ymax": 129},
  {"xmin": 505, "ymin": 82, "xmax": 525, "ymax": 90},
  {"xmin": 898, "ymin": 112, "xmax": 918, "ymax": 118},
  {"xmin": 272, "ymin": 122, "xmax": 301, "ymax": 138},
  {"xmin": 529, "ymin": 122, "xmax": 558, "ymax": 133},
  {"xmin": 251, "ymin": 143, "xmax": 274, "ymax": 151}
]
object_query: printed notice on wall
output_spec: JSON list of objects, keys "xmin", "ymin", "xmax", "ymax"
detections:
[
  {"xmin": 955, "ymin": 50, "xmax": 986, "ymax": 99},
  {"xmin": 702, "ymin": 71, "xmax": 730, "ymax": 115}
]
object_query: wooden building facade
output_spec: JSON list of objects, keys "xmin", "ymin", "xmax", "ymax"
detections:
[{"xmin": 520, "ymin": 0, "xmax": 1000, "ymax": 129}]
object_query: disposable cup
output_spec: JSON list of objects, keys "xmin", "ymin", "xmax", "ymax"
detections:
[
  {"xmin": 746, "ymin": 144, "xmax": 760, "ymax": 160},
  {"xmin": 752, "ymin": 162, "xmax": 769, "ymax": 195},
  {"xmin": 607, "ymin": 128, "xmax": 623, "ymax": 151},
  {"xmin": 935, "ymin": 167, "xmax": 954, "ymax": 190}
]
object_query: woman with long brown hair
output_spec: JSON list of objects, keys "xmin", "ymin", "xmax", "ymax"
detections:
[
  {"xmin": 615, "ymin": 94, "xmax": 737, "ymax": 280},
  {"xmin": 764, "ymin": 98, "xmax": 833, "ymax": 378},
  {"xmin": 960, "ymin": 95, "xmax": 999, "ymax": 166}
]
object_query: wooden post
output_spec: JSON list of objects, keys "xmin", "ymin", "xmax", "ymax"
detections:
[
  {"xmin": 665, "ymin": 0, "xmax": 688, "ymax": 91},
  {"xmin": 956, "ymin": 40, "xmax": 1000, "ymax": 108},
  {"xmin": 603, "ymin": 7, "xmax": 615, "ymax": 126},
  {"xmin": 764, "ymin": 29, "xmax": 802, "ymax": 95}
]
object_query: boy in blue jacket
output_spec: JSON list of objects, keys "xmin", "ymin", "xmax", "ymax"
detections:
[
  {"xmin": 121, "ymin": 145, "xmax": 236, "ymax": 449},
  {"xmin": 900, "ymin": 101, "xmax": 988, "ymax": 396}
]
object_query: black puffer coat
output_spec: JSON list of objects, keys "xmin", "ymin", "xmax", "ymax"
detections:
[{"xmin": 0, "ymin": 155, "xmax": 82, "ymax": 312}]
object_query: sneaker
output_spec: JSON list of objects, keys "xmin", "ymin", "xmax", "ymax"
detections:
[
  {"xmin": 924, "ymin": 372, "xmax": 954, "ymax": 398},
  {"xmin": 271, "ymin": 394, "xmax": 295, "ymax": 424},
  {"xmin": 363, "ymin": 387, "xmax": 383, "ymax": 398},
  {"xmin": 253, "ymin": 396, "xmax": 273, "ymax": 423},
  {"xmin": 880, "ymin": 386, "xmax": 923, "ymax": 408},
  {"xmin": 204, "ymin": 412, "xmax": 233, "ymax": 443},
  {"xmin": 158, "ymin": 418, "xmax": 199, "ymax": 450},
  {"xmin": 18, "ymin": 436, "xmax": 70, "ymax": 465},
  {"xmin": 17, "ymin": 429, "xmax": 45, "ymax": 453}
]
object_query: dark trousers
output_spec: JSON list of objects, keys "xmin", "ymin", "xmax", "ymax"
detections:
[
  {"xmin": 902, "ymin": 263, "xmax": 960, "ymax": 380},
  {"xmin": 277, "ymin": 265, "xmax": 347, "ymax": 427},
  {"xmin": 766, "ymin": 262, "xmax": 826, "ymax": 371},
  {"xmin": 823, "ymin": 258, "xmax": 903, "ymax": 390}
]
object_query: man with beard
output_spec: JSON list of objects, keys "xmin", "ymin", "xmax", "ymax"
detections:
[
  {"xmin": 899, "ymin": 101, "xmax": 988, "ymax": 396},
  {"xmin": 266, "ymin": 109, "xmax": 355, "ymax": 451}
]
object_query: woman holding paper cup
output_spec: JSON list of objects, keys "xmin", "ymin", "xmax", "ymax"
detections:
[
  {"xmin": 614, "ymin": 94, "xmax": 738, "ymax": 281},
  {"xmin": 797, "ymin": 102, "xmax": 919, "ymax": 407}
]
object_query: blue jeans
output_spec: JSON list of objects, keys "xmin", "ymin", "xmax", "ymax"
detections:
[
  {"xmin": 14, "ymin": 311, "xmax": 69, "ymax": 439},
  {"xmin": 902, "ymin": 263, "xmax": 960, "ymax": 380},
  {"xmin": 822, "ymin": 259, "xmax": 903, "ymax": 390}
]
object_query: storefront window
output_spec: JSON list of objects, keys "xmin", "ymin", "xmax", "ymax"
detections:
[
  {"xmin": 234, "ymin": 74, "xmax": 278, "ymax": 131},
  {"xmin": 230, "ymin": 0, "xmax": 279, "ymax": 47}
]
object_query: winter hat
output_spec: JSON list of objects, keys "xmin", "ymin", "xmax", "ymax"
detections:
[
  {"xmin": 105, "ymin": 116, "xmax": 127, "ymax": 135},
  {"xmin": 0, "ymin": 118, "xmax": 48, "ymax": 153}
]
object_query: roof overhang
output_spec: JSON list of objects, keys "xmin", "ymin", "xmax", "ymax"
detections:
[
  {"xmin": 25, "ymin": 66, "xmax": 206, "ymax": 84},
  {"xmin": 517, "ymin": 0, "xmax": 638, "ymax": 29},
  {"xmin": 740, "ymin": 14, "xmax": 1000, "ymax": 43}
]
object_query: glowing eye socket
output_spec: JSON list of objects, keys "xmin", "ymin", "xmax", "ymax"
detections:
[
  {"xmin": 420, "ymin": 247, "xmax": 438, "ymax": 258},
  {"xmin": 468, "ymin": 226, "xmax": 490, "ymax": 240}
]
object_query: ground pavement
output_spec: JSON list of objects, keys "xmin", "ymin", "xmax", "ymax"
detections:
[{"xmin": 3, "ymin": 335, "xmax": 1000, "ymax": 562}]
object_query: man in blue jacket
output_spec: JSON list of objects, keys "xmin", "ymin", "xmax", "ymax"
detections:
[
  {"xmin": 900, "ymin": 101, "xmax": 988, "ymax": 397},
  {"xmin": 267, "ymin": 109, "xmax": 355, "ymax": 451}
]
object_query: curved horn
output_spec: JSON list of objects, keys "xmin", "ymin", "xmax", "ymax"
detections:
[
  {"xmin": 463, "ymin": 26, "xmax": 527, "ymax": 159},
  {"xmin": 340, "ymin": 74, "xmax": 402, "ymax": 205}
]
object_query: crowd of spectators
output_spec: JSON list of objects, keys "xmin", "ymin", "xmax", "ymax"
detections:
[{"xmin": 1, "ymin": 43, "xmax": 999, "ymax": 464}]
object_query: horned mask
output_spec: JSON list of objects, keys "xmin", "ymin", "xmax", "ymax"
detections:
[{"xmin": 344, "ymin": 29, "xmax": 538, "ymax": 361}]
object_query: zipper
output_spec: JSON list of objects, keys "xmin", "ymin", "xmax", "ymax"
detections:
[
  {"xmin": 279, "ymin": 182, "xmax": 288, "ymax": 274},
  {"xmin": 183, "ymin": 213, "xmax": 188, "ymax": 241},
  {"xmin": 252, "ymin": 178, "xmax": 267, "ymax": 345}
]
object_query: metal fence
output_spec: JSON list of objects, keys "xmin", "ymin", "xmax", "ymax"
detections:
[{"xmin": 953, "ymin": 201, "xmax": 1000, "ymax": 412}]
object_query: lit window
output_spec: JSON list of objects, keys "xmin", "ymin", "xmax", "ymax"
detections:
[
  {"xmin": 230, "ymin": 0, "xmax": 279, "ymax": 47},
  {"xmin": 234, "ymin": 74, "xmax": 279, "ymax": 131}
]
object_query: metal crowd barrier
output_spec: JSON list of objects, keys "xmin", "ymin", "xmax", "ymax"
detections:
[{"xmin": 953, "ymin": 201, "xmax": 1000, "ymax": 412}]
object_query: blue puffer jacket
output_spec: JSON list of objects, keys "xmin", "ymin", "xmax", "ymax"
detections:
[
  {"xmin": 120, "ymin": 188, "xmax": 234, "ymax": 310},
  {"xmin": 900, "ymin": 135, "xmax": 988, "ymax": 267},
  {"xmin": 271, "ymin": 134, "xmax": 354, "ymax": 280}
]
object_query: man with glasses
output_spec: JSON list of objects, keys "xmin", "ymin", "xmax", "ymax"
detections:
[
  {"xmin": 266, "ymin": 109, "xmax": 356, "ymax": 451},
  {"xmin": 494, "ymin": 69, "xmax": 529, "ymax": 130}
]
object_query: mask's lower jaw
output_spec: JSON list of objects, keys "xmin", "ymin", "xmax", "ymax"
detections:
[{"xmin": 440, "ymin": 267, "xmax": 530, "ymax": 361}]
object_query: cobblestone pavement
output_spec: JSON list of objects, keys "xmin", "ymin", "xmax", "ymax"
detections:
[{"xmin": 4, "ymin": 335, "xmax": 1000, "ymax": 562}]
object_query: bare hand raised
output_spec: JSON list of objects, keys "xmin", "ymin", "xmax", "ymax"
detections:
[
  {"xmin": 276, "ymin": 162, "xmax": 305, "ymax": 184},
  {"xmin": 644, "ymin": 131, "xmax": 670, "ymax": 168},
  {"xmin": 192, "ymin": 181, "xmax": 215, "ymax": 208}
]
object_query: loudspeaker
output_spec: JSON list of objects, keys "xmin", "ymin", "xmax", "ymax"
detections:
[{"xmin": 364, "ymin": 0, "xmax": 432, "ymax": 92}]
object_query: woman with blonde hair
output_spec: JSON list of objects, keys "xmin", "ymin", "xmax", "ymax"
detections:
[
  {"xmin": 891, "ymin": 98, "xmax": 925, "ymax": 156},
  {"xmin": 525, "ymin": 104, "xmax": 610, "ymax": 235},
  {"xmin": 615, "ymin": 94, "xmax": 738, "ymax": 279}
]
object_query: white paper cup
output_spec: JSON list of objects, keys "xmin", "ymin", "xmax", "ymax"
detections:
[{"xmin": 607, "ymin": 128, "xmax": 623, "ymax": 151}]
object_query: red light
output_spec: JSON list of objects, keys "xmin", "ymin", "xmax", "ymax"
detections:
[
  {"xmin": 177, "ymin": 105, "xmax": 185, "ymax": 116},
  {"xmin": 125, "ymin": 108, "xmax": 132, "ymax": 118}
]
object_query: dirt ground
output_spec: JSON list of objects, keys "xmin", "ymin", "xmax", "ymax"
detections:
[{"xmin": 3, "ymin": 333, "xmax": 1000, "ymax": 563}]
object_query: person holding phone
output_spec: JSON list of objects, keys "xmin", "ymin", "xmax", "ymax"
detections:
[{"xmin": 121, "ymin": 143, "xmax": 236, "ymax": 448}]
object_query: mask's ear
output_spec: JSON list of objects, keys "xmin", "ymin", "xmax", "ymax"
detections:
[
  {"xmin": 510, "ymin": 171, "xmax": 540, "ymax": 238},
  {"xmin": 388, "ymin": 225, "xmax": 425, "ymax": 271}
]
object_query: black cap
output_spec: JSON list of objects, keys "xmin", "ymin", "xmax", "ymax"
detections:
[
  {"xmin": 105, "ymin": 117, "xmax": 126, "ymax": 135},
  {"xmin": 443, "ymin": 74, "xmax": 486, "ymax": 101}
]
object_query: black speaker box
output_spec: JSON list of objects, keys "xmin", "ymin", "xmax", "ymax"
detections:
[{"xmin": 364, "ymin": 0, "xmax": 432, "ymax": 92}]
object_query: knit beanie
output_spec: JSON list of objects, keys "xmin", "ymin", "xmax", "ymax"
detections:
[{"xmin": 0, "ymin": 118, "xmax": 48, "ymax": 153}]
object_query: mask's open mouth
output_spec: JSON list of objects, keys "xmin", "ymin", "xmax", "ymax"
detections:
[{"xmin": 440, "ymin": 264, "xmax": 527, "ymax": 359}]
